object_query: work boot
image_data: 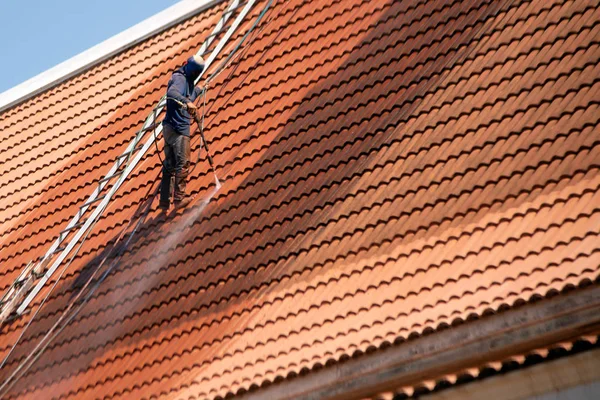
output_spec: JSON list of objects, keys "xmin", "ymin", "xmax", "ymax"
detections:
[
  {"xmin": 174, "ymin": 195, "xmax": 193, "ymax": 210},
  {"xmin": 158, "ymin": 202, "xmax": 170, "ymax": 213}
]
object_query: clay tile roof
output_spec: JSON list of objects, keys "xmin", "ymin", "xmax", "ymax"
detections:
[{"xmin": 0, "ymin": 0, "xmax": 599, "ymax": 398}]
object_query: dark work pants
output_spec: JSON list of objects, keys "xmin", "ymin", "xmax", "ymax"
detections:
[{"xmin": 160, "ymin": 124, "xmax": 190, "ymax": 206}]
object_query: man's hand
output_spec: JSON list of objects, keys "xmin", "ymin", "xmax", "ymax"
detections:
[{"xmin": 186, "ymin": 102, "xmax": 197, "ymax": 115}]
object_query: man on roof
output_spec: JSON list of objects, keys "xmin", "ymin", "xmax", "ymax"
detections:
[{"xmin": 159, "ymin": 55, "xmax": 205, "ymax": 212}]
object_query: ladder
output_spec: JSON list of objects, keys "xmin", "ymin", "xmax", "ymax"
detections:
[{"xmin": 0, "ymin": 0, "xmax": 258, "ymax": 323}]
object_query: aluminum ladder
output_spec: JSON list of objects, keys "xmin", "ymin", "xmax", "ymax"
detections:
[{"xmin": 0, "ymin": 0, "xmax": 258, "ymax": 323}]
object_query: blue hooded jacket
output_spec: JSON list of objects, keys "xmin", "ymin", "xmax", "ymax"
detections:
[{"xmin": 163, "ymin": 56, "xmax": 205, "ymax": 136}]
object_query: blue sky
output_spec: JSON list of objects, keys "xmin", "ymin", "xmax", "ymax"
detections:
[{"xmin": 0, "ymin": 0, "xmax": 179, "ymax": 94}]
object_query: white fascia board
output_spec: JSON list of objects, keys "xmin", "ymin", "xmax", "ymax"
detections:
[{"xmin": 0, "ymin": 0, "xmax": 222, "ymax": 113}]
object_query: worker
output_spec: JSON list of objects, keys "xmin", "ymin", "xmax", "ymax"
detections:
[{"xmin": 159, "ymin": 55, "xmax": 205, "ymax": 211}]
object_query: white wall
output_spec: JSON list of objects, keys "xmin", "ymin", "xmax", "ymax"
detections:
[{"xmin": 530, "ymin": 381, "xmax": 600, "ymax": 400}]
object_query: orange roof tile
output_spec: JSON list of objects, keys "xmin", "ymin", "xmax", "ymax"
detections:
[{"xmin": 0, "ymin": 0, "xmax": 599, "ymax": 398}]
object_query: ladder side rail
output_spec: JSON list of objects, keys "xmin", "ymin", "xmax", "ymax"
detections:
[
  {"xmin": 16, "ymin": 119, "xmax": 165, "ymax": 315},
  {"xmin": 15, "ymin": 0, "xmax": 258, "ymax": 316},
  {"xmin": 33, "ymin": 108, "xmax": 162, "ymax": 270},
  {"xmin": 200, "ymin": 0, "xmax": 256, "ymax": 80},
  {"xmin": 197, "ymin": 0, "xmax": 241, "ymax": 56},
  {"xmin": 1, "ymin": 106, "xmax": 158, "ymax": 313}
]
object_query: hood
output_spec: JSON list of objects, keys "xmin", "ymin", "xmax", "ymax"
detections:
[{"xmin": 182, "ymin": 55, "xmax": 205, "ymax": 82}]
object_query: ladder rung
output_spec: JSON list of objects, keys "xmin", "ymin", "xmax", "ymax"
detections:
[
  {"xmin": 4, "ymin": 307, "xmax": 30, "ymax": 322},
  {"xmin": 14, "ymin": 275, "xmax": 32, "ymax": 287},
  {"xmin": 140, "ymin": 121, "xmax": 160, "ymax": 132},
  {"xmin": 206, "ymin": 29, "xmax": 225, "ymax": 40},
  {"xmin": 51, "ymin": 246, "xmax": 66, "ymax": 254},
  {"xmin": 99, "ymin": 170, "xmax": 124, "ymax": 184},
  {"xmin": 32, "ymin": 269, "xmax": 48, "ymax": 279},
  {"xmin": 59, "ymin": 222, "xmax": 84, "ymax": 237},
  {"xmin": 80, "ymin": 195, "xmax": 106, "ymax": 209},
  {"xmin": 116, "ymin": 145, "xmax": 144, "ymax": 160},
  {"xmin": 3, "ymin": 312, "xmax": 19, "ymax": 323}
]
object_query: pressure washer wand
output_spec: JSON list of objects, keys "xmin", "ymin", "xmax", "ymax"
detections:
[{"xmin": 190, "ymin": 108, "xmax": 220, "ymax": 187}]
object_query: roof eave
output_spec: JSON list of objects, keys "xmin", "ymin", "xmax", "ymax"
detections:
[{"xmin": 239, "ymin": 285, "xmax": 600, "ymax": 400}]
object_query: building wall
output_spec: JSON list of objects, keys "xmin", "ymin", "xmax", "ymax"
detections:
[
  {"xmin": 423, "ymin": 348, "xmax": 600, "ymax": 400},
  {"xmin": 532, "ymin": 381, "xmax": 600, "ymax": 400}
]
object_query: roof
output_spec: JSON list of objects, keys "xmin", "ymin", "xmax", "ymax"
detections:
[{"xmin": 0, "ymin": 0, "xmax": 599, "ymax": 398}]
